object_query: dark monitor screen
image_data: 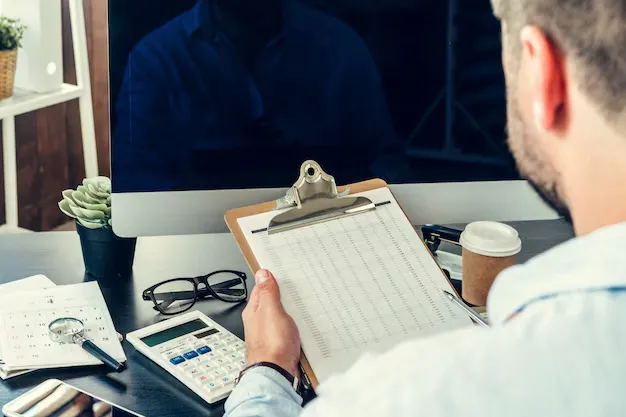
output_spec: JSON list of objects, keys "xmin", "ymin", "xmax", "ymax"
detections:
[{"xmin": 109, "ymin": 0, "xmax": 517, "ymax": 193}]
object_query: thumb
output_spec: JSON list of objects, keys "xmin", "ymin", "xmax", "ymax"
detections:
[{"xmin": 253, "ymin": 269, "xmax": 282, "ymax": 308}]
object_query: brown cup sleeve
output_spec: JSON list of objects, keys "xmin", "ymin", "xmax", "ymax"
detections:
[{"xmin": 462, "ymin": 248, "xmax": 516, "ymax": 306}]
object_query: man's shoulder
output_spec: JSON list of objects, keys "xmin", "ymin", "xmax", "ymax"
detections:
[
  {"xmin": 307, "ymin": 312, "xmax": 626, "ymax": 417},
  {"xmin": 290, "ymin": 3, "xmax": 369, "ymax": 50},
  {"xmin": 130, "ymin": 10, "xmax": 194, "ymax": 60}
]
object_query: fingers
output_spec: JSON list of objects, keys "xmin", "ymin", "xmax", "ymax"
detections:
[
  {"xmin": 243, "ymin": 269, "xmax": 282, "ymax": 316},
  {"xmin": 254, "ymin": 269, "xmax": 281, "ymax": 305}
]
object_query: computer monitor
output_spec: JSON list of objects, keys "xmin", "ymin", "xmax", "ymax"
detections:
[{"xmin": 109, "ymin": 0, "xmax": 556, "ymax": 237}]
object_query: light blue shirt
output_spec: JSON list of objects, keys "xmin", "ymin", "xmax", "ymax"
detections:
[{"xmin": 225, "ymin": 222, "xmax": 626, "ymax": 416}]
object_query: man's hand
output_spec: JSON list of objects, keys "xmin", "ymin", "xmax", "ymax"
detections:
[{"xmin": 243, "ymin": 269, "xmax": 301, "ymax": 378}]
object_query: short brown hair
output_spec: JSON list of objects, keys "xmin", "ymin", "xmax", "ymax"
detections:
[{"xmin": 495, "ymin": 0, "xmax": 626, "ymax": 123}]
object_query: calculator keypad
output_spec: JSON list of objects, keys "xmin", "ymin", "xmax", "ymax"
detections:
[
  {"xmin": 182, "ymin": 351, "xmax": 199, "ymax": 360},
  {"xmin": 158, "ymin": 327, "xmax": 247, "ymax": 399},
  {"xmin": 169, "ymin": 356, "xmax": 185, "ymax": 365},
  {"xmin": 197, "ymin": 346, "xmax": 211, "ymax": 355}
]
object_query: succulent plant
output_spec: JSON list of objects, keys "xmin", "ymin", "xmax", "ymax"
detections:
[{"xmin": 58, "ymin": 176, "xmax": 112, "ymax": 230}]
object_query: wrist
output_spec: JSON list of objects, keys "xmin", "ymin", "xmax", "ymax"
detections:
[
  {"xmin": 246, "ymin": 355, "xmax": 299, "ymax": 379},
  {"xmin": 236, "ymin": 361, "xmax": 300, "ymax": 392}
]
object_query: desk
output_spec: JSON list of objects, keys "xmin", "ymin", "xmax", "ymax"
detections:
[
  {"xmin": 0, "ymin": 232, "xmax": 249, "ymax": 416},
  {"xmin": 0, "ymin": 220, "xmax": 574, "ymax": 415}
]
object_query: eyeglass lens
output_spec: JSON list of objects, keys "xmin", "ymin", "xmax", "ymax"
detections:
[
  {"xmin": 203, "ymin": 272, "xmax": 247, "ymax": 302},
  {"xmin": 153, "ymin": 279, "xmax": 196, "ymax": 314}
]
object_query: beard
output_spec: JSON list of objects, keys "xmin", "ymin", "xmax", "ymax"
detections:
[
  {"xmin": 506, "ymin": 89, "xmax": 573, "ymax": 225},
  {"xmin": 527, "ymin": 180, "xmax": 573, "ymax": 225}
]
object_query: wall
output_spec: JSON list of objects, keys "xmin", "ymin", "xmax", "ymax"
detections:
[{"xmin": 0, "ymin": 0, "xmax": 109, "ymax": 231}]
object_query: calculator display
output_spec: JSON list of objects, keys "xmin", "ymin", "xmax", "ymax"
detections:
[
  {"xmin": 194, "ymin": 328, "xmax": 219, "ymax": 339},
  {"xmin": 140, "ymin": 319, "xmax": 208, "ymax": 347}
]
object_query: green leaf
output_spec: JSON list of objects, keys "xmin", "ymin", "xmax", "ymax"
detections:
[
  {"xmin": 58, "ymin": 200, "xmax": 78, "ymax": 219},
  {"xmin": 78, "ymin": 218, "xmax": 105, "ymax": 230},
  {"xmin": 73, "ymin": 190, "xmax": 100, "ymax": 206},
  {"xmin": 69, "ymin": 203, "xmax": 106, "ymax": 220},
  {"xmin": 83, "ymin": 176, "xmax": 111, "ymax": 193},
  {"xmin": 79, "ymin": 201, "xmax": 109, "ymax": 214},
  {"xmin": 86, "ymin": 183, "xmax": 110, "ymax": 198},
  {"xmin": 83, "ymin": 191, "xmax": 109, "ymax": 206},
  {"xmin": 61, "ymin": 189, "xmax": 76, "ymax": 203}
]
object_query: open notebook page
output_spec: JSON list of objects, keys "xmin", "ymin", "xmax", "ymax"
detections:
[
  {"xmin": 0, "ymin": 275, "xmax": 56, "ymax": 379},
  {"xmin": 238, "ymin": 187, "xmax": 472, "ymax": 383},
  {"xmin": 0, "ymin": 281, "xmax": 126, "ymax": 371}
]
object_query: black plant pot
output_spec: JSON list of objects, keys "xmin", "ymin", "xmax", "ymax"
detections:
[{"xmin": 76, "ymin": 221, "xmax": 137, "ymax": 278}]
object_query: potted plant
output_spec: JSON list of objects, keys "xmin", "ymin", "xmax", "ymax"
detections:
[
  {"xmin": 58, "ymin": 176, "xmax": 137, "ymax": 278},
  {"xmin": 0, "ymin": 17, "xmax": 26, "ymax": 99}
]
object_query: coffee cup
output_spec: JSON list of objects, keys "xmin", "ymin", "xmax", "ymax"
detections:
[{"xmin": 459, "ymin": 221, "xmax": 521, "ymax": 306}]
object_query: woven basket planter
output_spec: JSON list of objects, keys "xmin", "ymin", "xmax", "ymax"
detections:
[{"xmin": 0, "ymin": 49, "xmax": 17, "ymax": 99}]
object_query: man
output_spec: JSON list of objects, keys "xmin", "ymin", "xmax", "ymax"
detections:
[
  {"xmin": 112, "ymin": 0, "xmax": 394, "ymax": 192},
  {"xmin": 224, "ymin": 0, "xmax": 626, "ymax": 415}
]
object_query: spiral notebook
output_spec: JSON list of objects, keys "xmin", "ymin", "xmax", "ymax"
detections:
[{"xmin": 226, "ymin": 179, "xmax": 472, "ymax": 389}]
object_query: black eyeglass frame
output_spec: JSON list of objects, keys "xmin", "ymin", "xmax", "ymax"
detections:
[{"xmin": 142, "ymin": 270, "xmax": 249, "ymax": 315}]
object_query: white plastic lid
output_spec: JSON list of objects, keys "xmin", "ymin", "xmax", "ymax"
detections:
[{"xmin": 459, "ymin": 221, "xmax": 522, "ymax": 257}]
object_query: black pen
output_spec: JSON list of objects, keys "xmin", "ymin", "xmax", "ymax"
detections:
[{"xmin": 442, "ymin": 290, "xmax": 489, "ymax": 327}]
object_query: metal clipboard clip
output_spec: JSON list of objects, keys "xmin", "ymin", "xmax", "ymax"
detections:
[{"xmin": 268, "ymin": 160, "xmax": 376, "ymax": 235}]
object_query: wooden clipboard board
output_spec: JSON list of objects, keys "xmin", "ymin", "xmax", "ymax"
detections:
[{"xmin": 224, "ymin": 165, "xmax": 460, "ymax": 391}]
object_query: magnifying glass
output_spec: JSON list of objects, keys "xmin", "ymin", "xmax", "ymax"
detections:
[{"xmin": 48, "ymin": 318, "xmax": 125, "ymax": 373}]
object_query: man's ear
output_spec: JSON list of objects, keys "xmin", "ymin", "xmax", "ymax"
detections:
[{"xmin": 520, "ymin": 26, "xmax": 567, "ymax": 133}]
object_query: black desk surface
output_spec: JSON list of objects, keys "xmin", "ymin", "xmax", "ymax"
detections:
[{"xmin": 0, "ymin": 220, "xmax": 574, "ymax": 415}]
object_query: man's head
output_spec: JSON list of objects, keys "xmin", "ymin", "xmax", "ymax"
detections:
[
  {"xmin": 216, "ymin": 0, "xmax": 286, "ymax": 26},
  {"xmin": 492, "ymin": 0, "xmax": 626, "ymax": 231},
  {"xmin": 215, "ymin": 0, "xmax": 286, "ymax": 51}
]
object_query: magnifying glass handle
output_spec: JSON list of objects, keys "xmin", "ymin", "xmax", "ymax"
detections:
[{"xmin": 81, "ymin": 339, "xmax": 125, "ymax": 372}]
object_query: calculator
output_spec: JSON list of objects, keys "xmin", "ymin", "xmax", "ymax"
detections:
[{"xmin": 126, "ymin": 311, "xmax": 246, "ymax": 404}]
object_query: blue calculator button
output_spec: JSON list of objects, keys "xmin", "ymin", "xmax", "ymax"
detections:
[
  {"xmin": 196, "ymin": 346, "xmax": 212, "ymax": 355},
  {"xmin": 183, "ymin": 351, "xmax": 199, "ymax": 360},
  {"xmin": 169, "ymin": 356, "xmax": 185, "ymax": 365}
]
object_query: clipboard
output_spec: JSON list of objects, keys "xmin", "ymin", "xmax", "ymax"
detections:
[{"xmin": 224, "ymin": 160, "xmax": 460, "ymax": 391}]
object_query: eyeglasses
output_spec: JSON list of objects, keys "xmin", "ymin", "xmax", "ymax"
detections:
[{"xmin": 142, "ymin": 270, "xmax": 248, "ymax": 315}]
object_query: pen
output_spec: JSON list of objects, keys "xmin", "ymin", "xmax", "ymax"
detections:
[{"xmin": 442, "ymin": 290, "xmax": 489, "ymax": 327}]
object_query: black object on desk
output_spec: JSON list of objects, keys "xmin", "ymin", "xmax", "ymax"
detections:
[
  {"xmin": 48, "ymin": 317, "xmax": 126, "ymax": 373},
  {"xmin": 76, "ymin": 221, "xmax": 137, "ymax": 278},
  {"xmin": 142, "ymin": 270, "xmax": 249, "ymax": 315},
  {"xmin": 421, "ymin": 224, "xmax": 462, "ymax": 253}
]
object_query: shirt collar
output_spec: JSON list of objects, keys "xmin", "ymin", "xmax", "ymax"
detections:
[
  {"xmin": 487, "ymin": 222, "xmax": 626, "ymax": 325},
  {"xmin": 184, "ymin": 0, "xmax": 297, "ymax": 43},
  {"xmin": 183, "ymin": 0, "xmax": 207, "ymax": 38}
]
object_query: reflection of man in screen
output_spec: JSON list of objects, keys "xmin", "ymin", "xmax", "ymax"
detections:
[{"xmin": 113, "ymin": 0, "xmax": 394, "ymax": 191}]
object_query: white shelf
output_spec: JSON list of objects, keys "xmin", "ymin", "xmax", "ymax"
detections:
[
  {"xmin": 0, "ymin": 0, "xmax": 98, "ymax": 232},
  {"xmin": 0, "ymin": 224, "xmax": 33, "ymax": 234},
  {"xmin": 0, "ymin": 83, "xmax": 83, "ymax": 120}
]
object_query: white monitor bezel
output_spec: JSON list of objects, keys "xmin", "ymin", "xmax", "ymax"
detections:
[{"xmin": 111, "ymin": 180, "xmax": 557, "ymax": 238}]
